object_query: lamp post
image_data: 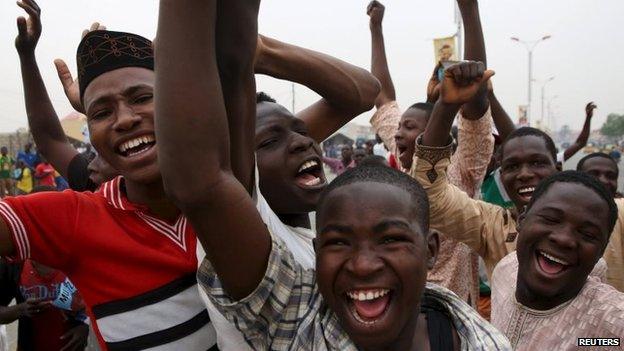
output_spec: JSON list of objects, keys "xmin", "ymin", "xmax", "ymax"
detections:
[
  {"xmin": 540, "ymin": 76, "xmax": 555, "ymax": 127},
  {"xmin": 548, "ymin": 95, "xmax": 559, "ymax": 132},
  {"xmin": 511, "ymin": 35, "xmax": 552, "ymax": 126}
]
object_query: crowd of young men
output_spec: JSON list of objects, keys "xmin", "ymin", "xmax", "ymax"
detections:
[{"xmin": 0, "ymin": 0, "xmax": 623, "ymax": 350}]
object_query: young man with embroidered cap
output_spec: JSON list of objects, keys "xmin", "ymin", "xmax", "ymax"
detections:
[
  {"xmin": 491, "ymin": 171, "xmax": 624, "ymax": 350},
  {"xmin": 367, "ymin": 0, "xmax": 494, "ymax": 307},
  {"xmin": 0, "ymin": 1, "xmax": 217, "ymax": 349},
  {"xmin": 154, "ymin": 0, "xmax": 510, "ymax": 348}
]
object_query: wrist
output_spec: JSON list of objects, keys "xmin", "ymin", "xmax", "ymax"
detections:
[
  {"xmin": 370, "ymin": 23, "xmax": 383, "ymax": 32},
  {"xmin": 18, "ymin": 50, "xmax": 36, "ymax": 62}
]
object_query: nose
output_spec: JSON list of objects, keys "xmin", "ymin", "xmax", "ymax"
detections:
[
  {"xmin": 548, "ymin": 226, "xmax": 578, "ymax": 251},
  {"xmin": 394, "ymin": 129, "xmax": 404, "ymax": 142},
  {"xmin": 345, "ymin": 246, "xmax": 384, "ymax": 278},
  {"xmin": 112, "ymin": 104, "xmax": 141, "ymax": 132},
  {"xmin": 516, "ymin": 164, "xmax": 535, "ymax": 181},
  {"xmin": 288, "ymin": 132, "xmax": 314, "ymax": 154}
]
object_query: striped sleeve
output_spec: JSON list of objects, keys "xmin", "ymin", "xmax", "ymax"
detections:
[
  {"xmin": 197, "ymin": 234, "xmax": 320, "ymax": 349},
  {"xmin": 0, "ymin": 191, "xmax": 79, "ymax": 271}
]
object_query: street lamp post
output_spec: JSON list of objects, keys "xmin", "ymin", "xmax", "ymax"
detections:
[
  {"xmin": 511, "ymin": 35, "xmax": 552, "ymax": 126},
  {"xmin": 540, "ymin": 76, "xmax": 555, "ymax": 126}
]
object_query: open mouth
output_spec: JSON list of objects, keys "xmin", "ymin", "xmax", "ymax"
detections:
[
  {"xmin": 294, "ymin": 159, "xmax": 326, "ymax": 189},
  {"xmin": 517, "ymin": 186, "xmax": 536, "ymax": 202},
  {"xmin": 346, "ymin": 288, "xmax": 392, "ymax": 325},
  {"xmin": 117, "ymin": 135, "xmax": 156, "ymax": 158},
  {"xmin": 535, "ymin": 250, "xmax": 571, "ymax": 276}
]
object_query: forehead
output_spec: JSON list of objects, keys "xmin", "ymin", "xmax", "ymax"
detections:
[
  {"xmin": 401, "ymin": 108, "xmax": 429, "ymax": 123},
  {"xmin": 582, "ymin": 157, "xmax": 618, "ymax": 172},
  {"xmin": 502, "ymin": 135, "xmax": 552, "ymax": 161},
  {"xmin": 256, "ymin": 103, "xmax": 299, "ymax": 129},
  {"xmin": 529, "ymin": 182, "xmax": 609, "ymax": 226},
  {"xmin": 83, "ymin": 67, "xmax": 155, "ymax": 108},
  {"xmin": 319, "ymin": 182, "xmax": 419, "ymax": 229}
]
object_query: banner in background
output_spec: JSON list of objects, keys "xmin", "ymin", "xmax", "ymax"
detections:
[{"xmin": 433, "ymin": 36, "xmax": 459, "ymax": 63}]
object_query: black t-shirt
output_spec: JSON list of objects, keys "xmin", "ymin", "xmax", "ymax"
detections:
[{"xmin": 67, "ymin": 153, "xmax": 97, "ymax": 192}]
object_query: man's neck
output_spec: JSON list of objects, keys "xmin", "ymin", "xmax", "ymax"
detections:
[
  {"xmin": 125, "ymin": 177, "xmax": 180, "ymax": 222},
  {"xmin": 277, "ymin": 213, "xmax": 311, "ymax": 229},
  {"xmin": 342, "ymin": 157, "xmax": 352, "ymax": 166},
  {"xmin": 515, "ymin": 276, "xmax": 580, "ymax": 311}
]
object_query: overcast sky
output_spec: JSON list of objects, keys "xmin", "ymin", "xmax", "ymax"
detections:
[{"xmin": 0, "ymin": 0, "xmax": 623, "ymax": 134}]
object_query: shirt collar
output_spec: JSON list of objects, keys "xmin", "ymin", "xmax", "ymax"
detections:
[{"xmin": 97, "ymin": 176, "xmax": 137, "ymax": 211}]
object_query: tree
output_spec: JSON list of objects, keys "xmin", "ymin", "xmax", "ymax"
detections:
[{"xmin": 600, "ymin": 113, "xmax": 624, "ymax": 138}]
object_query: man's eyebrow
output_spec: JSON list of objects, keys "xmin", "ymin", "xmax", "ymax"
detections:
[
  {"xmin": 319, "ymin": 224, "xmax": 354, "ymax": 235},
  {"xmin": 372, "ymin": 220, "xmax": 410, "ymax": 233}
]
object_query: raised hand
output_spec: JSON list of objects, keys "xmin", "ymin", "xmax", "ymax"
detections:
[
  {"xmin": 586, "ymin": 102, "xmax": 597, "ymax": 119},
  {"xmin": 426, "ymin": 62, "xmax": 443, "ymax": 103},
  {"xmin": 367, "ymin": 1, "xmax": 385, "ymax": 27},
  {"xmin": 15, "ymin": 0, "xmax": 42, "ymax": 55},
  {"xmin": 54, "ymin": 22, "xmax": 106, "ymax": 113},
  {"xmin": 440, "ymin": 61, "xmax": 494, "ymax": 105}
]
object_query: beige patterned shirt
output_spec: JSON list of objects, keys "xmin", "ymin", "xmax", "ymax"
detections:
[
  {"xmin": 491, "ymin": 253, "xmax": 624, "ymax": 350},
  {"xmin": 371, "ymin": 102, "xmax": 494, "ymax": 306},
  {"xmin": 605, "ymin": 198, "xmax": 624, "ymax": 292}
]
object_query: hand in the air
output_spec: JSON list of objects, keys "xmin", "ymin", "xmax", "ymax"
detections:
[
  {"xmin": 585, "ymin": 102, "xmax": 597, "ymax": 119},
  {"xmin": 440, "ymin": 61, "xmax": 494, "ymax": 105},
  {"xmin": 15, "ymin": 0, "xmax": 42, "ymax": 55},
  {"xmin": 54, "ymin": 22, "xmax": 106, "ymax": 113},
  {"xmin": 367, "ymin": 1, "xmax": 385, "ymax": 27}
]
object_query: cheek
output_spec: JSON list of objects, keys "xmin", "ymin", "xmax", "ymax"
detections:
[{"xmin": 315, "ymin": 252, "xmax": 345, "ymax": 293}]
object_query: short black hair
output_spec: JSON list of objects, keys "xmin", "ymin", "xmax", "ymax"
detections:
[
  {"xmin": 359, "ymin": 155, "xmax": 389, "ymax": 167},
  {"xmin": 502, "ymin": 127, "xmax": 557, "ymax": 162},
  {"xmin": 256, "ymin": 91, "xmax": 276, "ymax": 104},
  {"xmin": 577, "ymin": 152, "xmax": 619, "ymax": 174},
  {"xmin": 317, "ymin": 164, "xmax": 430, "ymax": 233},
  {"xmin": 527, "ymin": 170, "xmax": 618, "ymax": 238},
  {"xmin": 408, "ymin": 102, "xmax": 434, "ymax": 113}
]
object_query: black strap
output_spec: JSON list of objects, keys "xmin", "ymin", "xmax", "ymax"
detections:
[{"xmin": 421, "ymin": 296, "xmax": 455, "ymax": 351}]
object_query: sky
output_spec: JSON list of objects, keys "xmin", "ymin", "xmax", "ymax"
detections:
[{"xmin": 0, "ymin": 0, "xmax": 623, "ymax": 135}]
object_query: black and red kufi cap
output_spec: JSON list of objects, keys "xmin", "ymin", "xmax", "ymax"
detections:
[{"xmin": 77, "ymin": 30, "xmax": 154, "ymax": 100}]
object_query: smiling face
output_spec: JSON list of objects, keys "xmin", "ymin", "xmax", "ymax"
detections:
[
  {"xmin": 500, "ymin": 135, "xmax": 558, "ymax": 209},
  {"xmin": 516, "ymin": 182, "xmax": 610, "ymax": 309},
  {"xmin": 580, "ymin": 157, "xmax": 619, "ymax": 197},
  {"xmin": 83, "ymin": 67, "xmax": 158, "ymax": 184},
  {"xmin": 394, "ymin": 108, "xmax": 429, "ymax": 170},
  {"xmin": 315, "ymin": 182, "xmax": 437, "ymax": 349},
  {"xmin": 255, "ymin": 102, "xmax": 327, "ymax": 215}
]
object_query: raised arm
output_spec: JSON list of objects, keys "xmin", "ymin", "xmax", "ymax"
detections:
[
  {"xmin": 458, "ymin": 0, "xmax": 489, "ymax": 119},
  {"xmin": 488, "ymin": 82, "xmax": 515, "ymax": 141},
  {"xmin": 255, "ymin": 36, "xmax": 379, "ymax": 144},
  {"xmin": 563, "ymin": 102, "xmax": 595, "ymax": 161},
  {"xmin": 366, "ymin": 1, "xmax": 395, "ymax": 108},
  {"xmin": 14, "ymin": 0, "xmax": 78, "ymax": 180},
  {"xmin": 155, "ymin": 0, "xmax": 269, "ymax": 300}
]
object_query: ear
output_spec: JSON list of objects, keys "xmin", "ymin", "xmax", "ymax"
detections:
[{"xmin": 426, "ymin": 231, "xmax": 440, "ymax": 270}]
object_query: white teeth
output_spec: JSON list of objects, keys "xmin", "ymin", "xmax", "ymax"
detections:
[
  {"xmin": 539, "ymin": 251, "xmax": 570, "ymax": 265},
  {"xmin": 119, "ymin": 135, "xmax": 155, "ymax": 154},
  {"xmin": 347, "ymin": 289, "xmax": 390, "ymax": 301},
  {"xmin": 304, "ymin": 177, "xmax": 321, "ymax": 186},
  {"xmin": 518, "ymin": 187, "xmax": 535, "ymax": 195},
  {"xmin": 298, "ymin": 160, "xmax": 319, "ymax": 173}
]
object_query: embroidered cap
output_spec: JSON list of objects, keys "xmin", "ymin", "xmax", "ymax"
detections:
[{"xmin": 77, "ymin": 30, "xmax": 154, "ymax": 101}]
